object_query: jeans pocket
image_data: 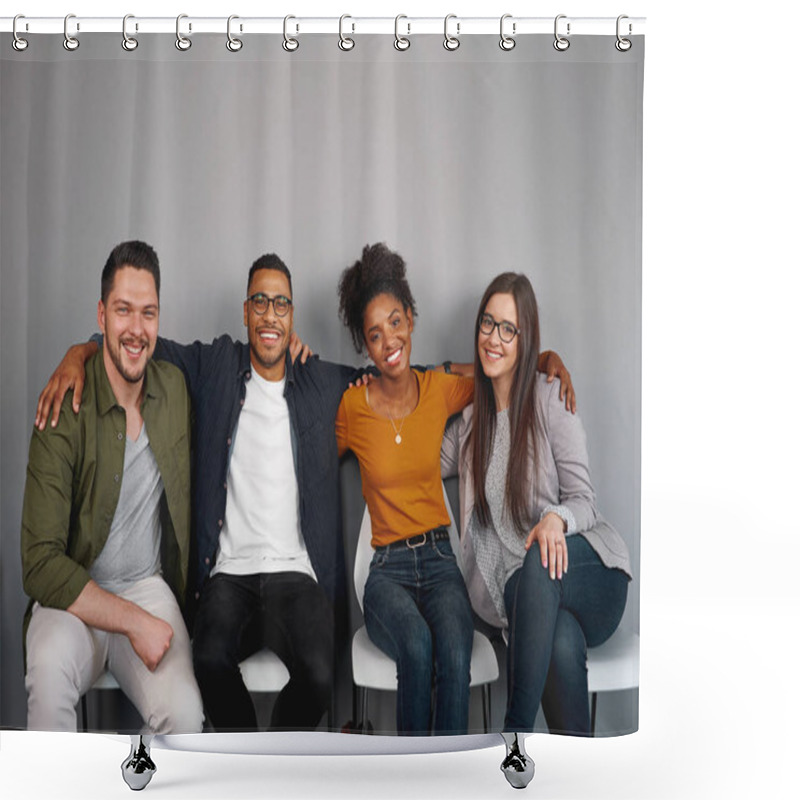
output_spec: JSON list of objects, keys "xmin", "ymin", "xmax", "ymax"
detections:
[
  {"xmin": 431, "ymin": 537, "xmax": 457, "ymax": 562},
  {"xmin": 370, "ymin": 548, "xmax": 389, "ymax": 569}
]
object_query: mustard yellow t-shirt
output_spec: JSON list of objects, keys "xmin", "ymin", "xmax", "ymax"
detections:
[{"xmin": 336, "ymin": 369, "xmax": 474, "ymax": 548}]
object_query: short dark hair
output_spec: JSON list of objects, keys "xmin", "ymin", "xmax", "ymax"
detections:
[
  {"xmin": 337, "ymin": 243, "xmax": 417, "ymax": 354},
  {"xmin": 247, "ymin": 253, "xmax": 293, "ymax": 297},
  {"xmin": 101, "ymin": 240, "xmax": 161, "ymax": 303}
]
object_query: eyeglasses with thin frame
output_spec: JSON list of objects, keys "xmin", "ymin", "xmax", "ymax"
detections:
[
  {"xmin": 246, "ymin": 292, "xmax": 293, "ymax": 317},
  {"xmin": 479, "ymin": 312, "xmax": 520, "ymax": 343}
]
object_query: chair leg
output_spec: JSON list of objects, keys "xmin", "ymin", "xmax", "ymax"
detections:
[
  {"xmin": 481, "ymin": 685, "xmax": 492, "ymax": 733},
  {"xmin": 80, "ymin": 692, "xmax": 89, "ymax": 733},
  {"xmin": 590, "ymin": 691, "xmax": 598, "ymax": 736},
  {"xmin": 361, "ymin": 687, "xmax": 369, "ymax": 733}
]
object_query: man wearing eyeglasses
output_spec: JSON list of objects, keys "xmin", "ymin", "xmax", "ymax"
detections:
[{"xmin": 36, "ymin": 254, "xmax": 350, "ymax": 732}]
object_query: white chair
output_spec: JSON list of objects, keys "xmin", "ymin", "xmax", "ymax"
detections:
[
  {"xmin": 350, "ymin": 490, "xmax": 499, "ymax": 733},
  {"xmin": 80, "ymin": 647, "xmax": 290, "ymax": 731},
  {"xmin": 586, "ymin": 627, "xmax": 639, "ymax": 734}
]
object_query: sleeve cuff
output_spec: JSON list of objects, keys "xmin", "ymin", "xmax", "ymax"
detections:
[{"xmin": 540, "ymin": 504, "xmax": 577, "ymax": 534}]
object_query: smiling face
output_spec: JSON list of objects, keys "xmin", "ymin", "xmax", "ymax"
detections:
[
  {"xmin": 478, "ymin": 292, "xmax": 520, "ymax": 405},
  {"xmin": 97, "ymin": 265, "xmax": 159, "ymax": 389},
  {"xmin": 362, "ymin": 292, "xmax": 414, "ymax": 376},
  {"xmin": 244, "ymin": 267, "xmax": 293, "ymax": 381}
]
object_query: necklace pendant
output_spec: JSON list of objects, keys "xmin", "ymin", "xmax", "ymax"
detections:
[{"xmin": 395, "ymin": 434, "xmax": 402, "ymax": 445}]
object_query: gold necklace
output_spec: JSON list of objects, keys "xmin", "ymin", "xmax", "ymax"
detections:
[
  {"xmin": 366, "ymin": 384, "xmax": 409, "ymax": 445},
  {"xmin": 388, "ymin": 413, "xmax": 406, "ymax": 445}
]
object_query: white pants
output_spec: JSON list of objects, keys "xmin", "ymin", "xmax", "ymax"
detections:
[{"xmin": 25, "ymin": 575, "xmax": 203, "ymax": 733}]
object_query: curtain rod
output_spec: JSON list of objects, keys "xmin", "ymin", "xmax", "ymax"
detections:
[{"xmin": 1, "ymin": 16, "xmax": 646, "ymax": 37}]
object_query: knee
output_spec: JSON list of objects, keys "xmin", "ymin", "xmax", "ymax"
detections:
[
  {"xmin": 146, "ymin": 681, "xmax": 204, "ymax": 734},
  {"xmin": 395, "ymin": 626, "xmax": 433, "ymax": 674}
]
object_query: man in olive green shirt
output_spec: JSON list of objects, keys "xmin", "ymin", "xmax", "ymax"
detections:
[{"xmin": 21, "ymin": 240, "xmax": 202, "ymax": 733}]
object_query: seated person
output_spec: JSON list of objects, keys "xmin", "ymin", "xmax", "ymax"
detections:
[{"xmin": 21, "ymin": 240, "xmax": 203, "ymax": 733}]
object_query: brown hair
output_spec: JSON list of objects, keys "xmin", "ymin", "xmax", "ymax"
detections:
[{"xmin": 468, "ymin": 272, "xmax": 541, "ymax": 534}]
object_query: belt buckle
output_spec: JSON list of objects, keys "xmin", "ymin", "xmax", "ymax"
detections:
[{"xmin": 406, "ymin": 532, "xmax": 427, "ymax": 549}]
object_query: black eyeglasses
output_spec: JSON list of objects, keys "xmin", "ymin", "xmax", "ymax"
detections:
[
  {"xmin": 479, "ymin": 313, "xmax": 520, "ymax": 343},
  {"xmin": 246, "ymin": 293, "xmax": 293, "ymax": 317}
]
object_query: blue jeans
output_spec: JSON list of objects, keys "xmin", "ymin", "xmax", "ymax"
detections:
[
  {"xmin": 504, "ymin": 534, "xmax": 629, "ymax": 734},
  {"xmin": 363, "ymin": 530, "xmax": 474, "ymax": 735}
]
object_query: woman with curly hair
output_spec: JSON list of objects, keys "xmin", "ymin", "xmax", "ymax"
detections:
[{"xmin": 335, "ymin": 243, "xmax": 475, "ymax": 735}]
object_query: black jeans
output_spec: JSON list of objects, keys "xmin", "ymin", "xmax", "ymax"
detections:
[{"xmin": 193, "ymin": 571, "xmax": 334, "ymax": 731}]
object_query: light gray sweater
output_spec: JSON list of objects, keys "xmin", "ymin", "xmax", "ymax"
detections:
[{"xmin": 441, "ymin": 374, "xmax": 632, "ymax": 630}]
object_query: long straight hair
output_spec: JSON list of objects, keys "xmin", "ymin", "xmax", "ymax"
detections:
[{"xmin": 468, "ymin": 273, "xmax": 541, "ymax": 534}]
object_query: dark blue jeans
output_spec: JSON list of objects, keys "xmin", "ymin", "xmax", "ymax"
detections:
[
  {"xmin": 504, "ymin": 534, "xmax": 629, "ymax": 734},
  {"xmin": 363, "ymin": 531, "xmax": 474, "ymax": 735},
  {"xmin": 193, "ymin": 571, "xmax": 334, "ymax": 732}
]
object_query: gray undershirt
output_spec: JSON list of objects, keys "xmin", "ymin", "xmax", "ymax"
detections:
[
  {"xmin": 90, "ymin": 422, "xmax": 162, "ymax": 593},
  {"xmin": 469, "ymin": 409, "xmax": 528, "ymax": 626}
]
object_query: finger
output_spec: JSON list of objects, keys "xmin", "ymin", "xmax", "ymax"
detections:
[
  {"xmin": 35, "ymin": 389, "xmax": 49, "ymax": 430},
  {"xmin": 548, "ymin": 536, "xmax": 557, "ymax": 579},
  {"xmin": 524, "ymin": 529, "xmax": 534, "ymax": 550},
  {"xmin": 73, "ymin": 380, "xmax": 84, "ymax": 414},
  {"xmin": 539, "ymin": 536, "xmax": 548, "ymax": 569},
  {"xmin": 562, "ymin": 539, "xmax": 569, "ymax": 574},
  {"xmin": 556, "ymin": 540, "xmax": 564, "ymax": 580}
]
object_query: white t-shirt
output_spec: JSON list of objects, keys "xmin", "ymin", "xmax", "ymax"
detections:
[{"xmin": 211, "ymin": 368, "xmax": 316, "ymax": 580}]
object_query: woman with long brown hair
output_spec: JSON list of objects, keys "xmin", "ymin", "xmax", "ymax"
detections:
[{"xmin": 441, "ymin": 272, "xmax": 632, "ymax": 757}]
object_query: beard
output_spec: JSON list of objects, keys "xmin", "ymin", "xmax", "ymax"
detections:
[{"xmin": 107, "ymin": 336, "xmax": 150, "ymax": 384}]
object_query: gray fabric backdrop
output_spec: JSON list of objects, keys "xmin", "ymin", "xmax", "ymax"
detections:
[{"xmin": 1, "ymin": 33, "xmax": 643, "ymax": 730}]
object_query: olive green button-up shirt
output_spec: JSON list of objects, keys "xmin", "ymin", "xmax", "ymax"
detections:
[{"xmin": 21, "ymin": 351, "xmax": 192, "ymax": 644}]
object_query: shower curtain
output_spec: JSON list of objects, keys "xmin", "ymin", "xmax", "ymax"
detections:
[{"xmin": 1, "ymin": 22, "xmax": 643, "ymax": 738}]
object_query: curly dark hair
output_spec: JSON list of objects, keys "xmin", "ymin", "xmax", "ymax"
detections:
[{"xmin": 337, "ymin": 243, "xmax": 417, "ymax": 354}]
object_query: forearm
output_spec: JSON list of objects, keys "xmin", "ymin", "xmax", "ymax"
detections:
[
  {"xmin": 66, "ymin": 579, "xmax": 147, "ymax": 638},
  {"xmin": 432, "ymin": 361, "xmax": 474, "ymax": 377}
]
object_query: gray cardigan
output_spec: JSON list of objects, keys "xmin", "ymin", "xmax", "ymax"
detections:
[{"xmin": 441, "ymin": 374, "xmax": 632, "ymax": 630}]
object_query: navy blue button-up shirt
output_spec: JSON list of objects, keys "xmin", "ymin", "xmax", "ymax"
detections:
[{"xmin": 153, "ymin": 335, "xmax": 356, "ymax": 618}]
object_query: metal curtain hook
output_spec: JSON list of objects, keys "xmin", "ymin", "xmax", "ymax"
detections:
[
  {"xmin": 283, "ymin": 15, "xmax": 299, "ymax": 52},
  {"xmin": 339, "ymin": 14, "xmax": 355, "ymax": 51},
  {"xmin": 443, "ymin": 14, "xmax": 460, "ymax": 51},
  {"xmin": 499, "ymin": 14, "xmax": 516, "ymax": 51},
  {"xmin": 394, "ymin": 14, "xmax": 410, "ymax": 51},
  {"xmin": 175, "ymin": 14, "xmax": 192, "ymax": 51},
  {"xmin": 12, "ymin": 14, "xmax": 29, "ymax": 51},
  {"xmin": 553, "ymin": 14, "xmax": 570, "ymax": 52},
  {"xmin": 227, "ymin": 15, "xmax": 243, "ymax": 51},
  {"xmin": 63, "ymin": 13, "xmax": 80, "ymax": 51},
  {"xmin": 122, "ymin": 14, "xmax": 139, "ymax": 51},
  {"xmin": 615, "ymin": 14, "xmax": 632, "ymax": 52}
]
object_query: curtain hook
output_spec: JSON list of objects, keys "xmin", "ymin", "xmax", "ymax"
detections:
[
  {"xmin": 394, "ymin": 14, "xmax": 410, "ymax": 51},
  {"xmin": 615, "ymin": 15, "xmax": 632, "ymax": 52},
  {"xmin": 175, "ymin": 14, "xmax": 192, "ymax": 51},
  {"xmin": 283, "ymin": 15, "xmax": 299, "ymax": 52},
  {"xmin": 553, "ymin": 14, "xmax": 570, "ymax": 52},
  {"xmin": 63, "ymin": 13, "xmax": 80, "ymax": 51},
  {"xmin": 122, "ymin": 14, "xmax": 139, "ymax": 51},
  {"xmin": 443, "ymin": 14, "xmax": 460, "ymax": 51},
  {"xmin": 226, "ymin": 15, "xmax": 243, "ymax": 52},
  {"xmin": 339, "ymin": 14, "xmax": 355, "ymax": 51},
  {"xmin": 499, "ymin": 14, "xmax": 516, "ymax": 51},
  {"xmin": 12, "ymin": 14, "xmax": 29, "ymax": 52}
]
